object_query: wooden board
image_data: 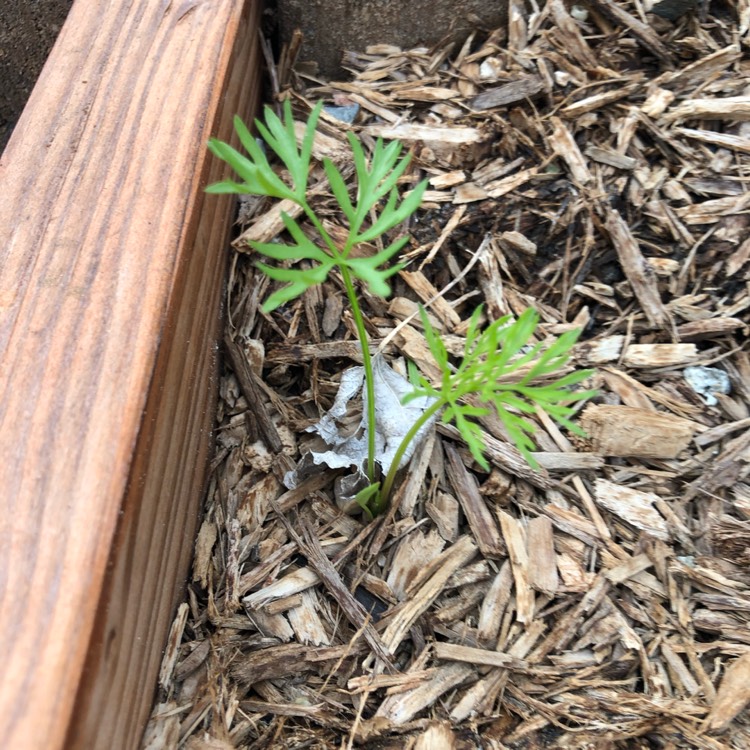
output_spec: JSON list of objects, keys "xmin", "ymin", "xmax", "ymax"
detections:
[{"xmin": 0, "ymin": 1, "xmax": 262, "ymax": 747}]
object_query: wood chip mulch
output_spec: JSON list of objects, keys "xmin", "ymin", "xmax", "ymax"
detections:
[{"xmin": 144, "ymin": 3, "xmax": 750, "ymax": 748}]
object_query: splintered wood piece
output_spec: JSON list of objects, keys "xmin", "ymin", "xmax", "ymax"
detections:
[
  {"xmin": 685, "ymin": 429, "xmax": 750, "ymax": 502},
  {"xmin": 395, "ymin": 429, "xmax": 436, "ymax": 517},
  {"xmin": 660, "ymin": 641, "xmax": 700, "ymax": 696},
  {"xmin": 395, "ymin": 324, "xmax": 443, "ymax": 381},
  {"xmin": 533, "ymin": 452, "xmax": 605, "ymax": 470},
  {"xmin": 590, "ymin": 0, "xmax": 674, "ymax": 64},
  {"xmin": 676, "ymin": 127, "xmax": 750, "ymax": 156},
  {"xmin": 543, "ymin": 504, "xmax": 602, "ymax": 547},
  {"xmin": 243, "ymin": 567, "xmax": 320, "ymax": 609},
  {"xmin": 445, "ymin": 444, "xmax": 506, "ymax": 558},
  {"xmin": 604, "ymin": 208, "xmax": 670, "ymax": 329},
  {"xmin": 158, "ymin": 604, "xmax": 190, "ymax": 692},
  {"xmin": 677, "ymin": 317, "xmax": 747, "ymax": 341},
  {"xmin": 399, "ymin": 270, "xmax": 462, "ymax": 329},
  {"xmin": 508, "ymin": 0, "xmax": 528, "ymax": 51},
  {"xmin": 288, "ymin": 516, "xmax": 394, "ymax": 669},
  {"xmin": 427, "ymin": 492, "xmax": 461, "ymax": 543},
  {"xmin": 439, "ymin": 424, "xmax": 555, "ymax": 491},
  {"xmin": 249, "ymin": 609, "xmax": 295, "ymax": 641},
  {"xmin": 575, "ymin": 335, "xmax": 626, "ymax": 365},
  {"xmin": 263, "ymin": 593, "xmax": 304, "ymax": 615},
  {"xmin": 453, "ymin": 182, "xmax": 490, "ymax": 203},
  {"xmin": 347, "ymin": 670, "xmax": 437, "ymax": 694},
  {"xmin": 469, "ymin": 76, "xmax": 545, "ymax": 110},
  {"xmin": 529, "ymin": 576, "xmax": 609, "ymax": 661},
  {"xmin": 0, "ymin": 1, "xmax": 263, "ymax": 748},
  {"xmin": 641, "ymin": 87, "xmax": 676, "ymax": 117},
  {"xmin": 657, "ymin": 44, "xmax": 740, "ymax": 90},
  {"xmin": 293, "ymin": 120, "xmax": 349, "ymax": 160},
  {"xmin": 381, "ymin": 536, "xmax": 477, "ymax": 655},
  {"xmin": 484, "ymin": 167, "xmax": 539, "ymax": 198},
  {"xmin": 547, "ymin": 0, "xmax": 598, "ymax": 69},
  {"xmin": 696, "ymin": 417, "xmax": 750, "ymax": 449},
  {"xmin": 594, "ymin": 479, "xmax": 670, "ymax": 541},
  {"xmin": 477, "ymin": 561, "xmax": 513, "ymax": 644},
  {"xmin": 584, "ymin": 145, "xmax": 638, "ymax": 170},
  {"xmin": 527, "ymin": 517, "xmax": 559, "ymax": 597},
  {"xmin": 231, "ymin": 643, "xmax": 368, "ymax": 685},
  {"xmin": 498, "ymin": 230, "xmax": 537, "ymax": 257},
  {"xmin": 497, "ymin": 511, "xmax": 535, "ymax": 624},
  {"xmin": 622, "ymin": 343, "xmax": 699, "ymax": 368},
  {"xmin": 225, "ymin": 335, "xmax": 284, "ymax": 452},
  {"xmin": 429, "ymin": 170, "xmax": 468, "ymax": 189},
  {"xmin": 477, "ymin": 238, "xmax": 507, "ymax": 320},
  {"xmin": 705, "ymin": 652, "xmax": 750, "ymax": 733},
  {"xmin": 666, "ymin": 97, "xmax": 750, "ymax": 122},
  {"xmin": 450, "ymin": 668, "xmax": 508, "ymax": 723},
  {"xmin": 266, "ymin": 340, "xmax": 369, "ymax": 364},
  {"xmin": 386, "ymin": 528, "xmax": 446, "ymax": 599},
  {"xmin": 374, "ymin": 663, "xmax": 474, "ymax": 726},
  {"xmin": 239, "ymin": 699, "xmax": 329, "ymax": 719},
  {"xmin": 561, "ymin": 85, "xmax": 641, "ymax": 118},
  {"xmin": 581, "ymin": 404, "xmax": 697, "ymax": 458},
  {"xmin": 604, "ymin": 553, "xmax": 654, "ymax": 585},
  {"xmin": 434, "ymin": 582, "xmax": 488, "ymax": 624},
  {"xmin": 547, "ymin": 117, "xmax": 592, "ymax": 184},
  {"xmin": 414, "ymin": 721, "xmax": 456, "ymax": 750},
  {"xmin": 418, "ymin": 204, "xmax": 467, "ymax": 269},
  {"xmin": 675, "ymin": 192, "xmax": 750, "ymax": 225},
  {"xmin": 232, "ymin": 644, "xmax": 311, "ymax": 684},
  {"xmin": 472, "ymin": 156, "xmax": 525, "ymax": 185},
  {"xmin": 287, "ymin": 590, "xmax": 331, "ymax": 646},
  {"xmin": 362, "ymin": 122, "xmax": 482, "ymax": 144},
  {"xmin": 236, "ymin": 197, "xmax": 304, "ymax": 246},
  {"xmin": 434, "ymin": 643, "xmax": 526, "ymax": 670}
]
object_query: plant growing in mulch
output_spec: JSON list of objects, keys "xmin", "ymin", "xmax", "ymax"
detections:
[{"xmin": 207, "ymin": 100, "xmax": 593, "ymax": 515}]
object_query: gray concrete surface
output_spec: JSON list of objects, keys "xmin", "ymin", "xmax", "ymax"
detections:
[
  {"xmin": 0, "ymin": 0, "xmax": 507, "ymax": 153},
  {"xmin": 0, "ymin": 0, "xmax": 73, "ymax": 152},
  {"xmin": 276, "ymin": 0, "xmax": 508, "ymax": 78}
]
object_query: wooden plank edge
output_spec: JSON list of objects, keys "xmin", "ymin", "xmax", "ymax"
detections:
[
  {"xmin": 0, "ymin": 1, "xmax": 262, "ymax": 748},
  {"xmin": 65, "ymin": 4, "xmax": 264, "ymax": 747}
]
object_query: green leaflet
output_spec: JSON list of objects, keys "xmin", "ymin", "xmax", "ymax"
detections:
[
  {"xmin": 206, "ymin": 100, "xmax": 427, "ymax": 314},
  {"xmin": 408, "ymin": 304, "xmax": 595, "ymax": 470}
]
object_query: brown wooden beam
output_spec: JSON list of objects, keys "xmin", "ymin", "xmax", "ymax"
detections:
[{"xmin": 0, "ymin": 1, "xmax": 262, "ymax": 747}]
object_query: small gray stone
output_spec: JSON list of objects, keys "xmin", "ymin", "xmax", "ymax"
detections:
[{"xmin": 684, "ymin": 366, "xmax": 731, "ymax": 406}]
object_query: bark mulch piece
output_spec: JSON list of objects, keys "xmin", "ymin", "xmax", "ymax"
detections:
[{"xmin": 144, "ymin": 3, "xmax": 750, "ymax": 748}]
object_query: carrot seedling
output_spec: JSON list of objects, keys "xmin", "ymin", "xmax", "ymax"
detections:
[{"xmin": 207, "ymin": 101, "xmax": 593, "ymax": 516}]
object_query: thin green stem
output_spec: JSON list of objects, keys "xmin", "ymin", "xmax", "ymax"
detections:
[
  {"xmin": 374, "ymin": 398, "xmax": 444, "ymax": 513},
  {"xmin": 301, "ymin": 200, "xmax": 377, "ymax": 484},
  {"xmin": 339, "ymin": 265, "xmax": 377, "ymax": 484},
  {"xmin": 302, "ymin": 203, "xmax": 341, "ymax": 259}
]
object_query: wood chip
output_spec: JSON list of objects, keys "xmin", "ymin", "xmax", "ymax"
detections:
[
  {"xmin": 594, "ymin": 479, "xmax": 670, "ymax": 541},
  {"xmin": 469, "ymin": 76, "xmax": 545, "ymax": 110},
  {"xmin": 497, "ymin": 511, "xmax": 535, "ymax": 624},
  {"xmin": 705, "ymin": 652, "xmax": 750, "ymax": 733},
  {"xmin": 581, "ymin": 404, "xmax": 698, "ymax": 458},
  {"xmin": 527, "ymin": 517, "xmax": 559, "ymax": 597},
  {"xmin": 445, "ymin": 444, "xmax": 506, "ymax": 558},
  {"xmin": 603, "ymin": 207, "xmax": 670, "ymax": 329}
]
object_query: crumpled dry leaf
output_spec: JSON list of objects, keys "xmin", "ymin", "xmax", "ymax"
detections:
[{"xmin": 284, "ymin": 357, "xmax": 437, "ymax": 501}]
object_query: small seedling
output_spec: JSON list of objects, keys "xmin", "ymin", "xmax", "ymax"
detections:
[{"xmin": 207, "ymin": 100, "xmax": 593, "ymax": 516}]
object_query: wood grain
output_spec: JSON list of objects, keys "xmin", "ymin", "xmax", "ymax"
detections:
[{"xmin": 0, "ymin": 1, "xmax": 262, "ymax": 747}]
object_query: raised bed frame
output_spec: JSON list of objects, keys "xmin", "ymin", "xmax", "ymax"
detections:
[{"xmin": 0, "ymin": 1, "xmax": 262, "ymax": 747}]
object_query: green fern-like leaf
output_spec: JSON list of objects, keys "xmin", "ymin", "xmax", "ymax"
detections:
[{"xmin": 407, "ymin": 305, "xmax": 594, "ymax": 470}]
